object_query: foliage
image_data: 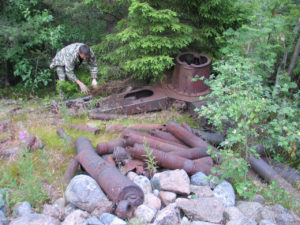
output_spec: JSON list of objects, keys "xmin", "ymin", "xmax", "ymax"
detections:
[
  {"xmin": 0, "ymin": 149, "xmax": 49, "ymax": 208},
  {"xmin": 0, "ymin": 0, "xmax": 65, "ymax": 89},
  {"xmin": 197, "ymin": 0, "xmax": 300, "ymax": 168},
  {"xmin": 209, "ymin": 149, "xmax": 256, "ymax": 199},
  {"xmin": 93, "ymin": 0, "xmax": 194, "ymax": 81},
  {"xmin": 142, "ymin": 139, "xmax": 158, "ymax": 177}
]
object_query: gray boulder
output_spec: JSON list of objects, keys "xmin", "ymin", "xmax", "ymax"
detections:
[
  {"xmin": 61, "ymin": 209, "xmax": 89, "ymax": 225},
  {"xmin": 236, "ymin": 201, "xmax": 263, "ymax": 222},
  {"xmin": 159, "ymin": 170, "xmax": 190, "ymax": 195},
  {"xmin": 176, "ymin": 198, "xmax": 224, "ymax": 223},
  {"xmin": 190, "ymin": 172, "xmax": 209, "ymax": 186},
  {"xmin": 85, "ymin": 216, "xmax": 103, "ymax": 225},
  {"xmin": 13, "ymin": 201, "xmax": 33, "ymax": 217},
  {"xmin": 226, "ymin": 217, "xmax": 257, "ymax": 225},
  {"xmin": 133, "ymin": 175, "xmax": 152, "ymax": 194},
  {"xmin": 190, "ymin": 222, "xmax": 221, "ymax": 225},
  {"xmin": 213, "ymin": 180, "xmax": 235, "ymax": 207},
  {"xmin": 152, "ymin": 203, "xmax": 180, "ymax": 225},
  {"xmin": 65, "ymin": 175, "xmax": 108, "ymax": 213},
  {"xmin": 9, "ymin": 213, "xmax": 60, "ymax": 225},
  {"xmin": 98, "ymin": 213, "xmax": 127, "ymax": 225}
]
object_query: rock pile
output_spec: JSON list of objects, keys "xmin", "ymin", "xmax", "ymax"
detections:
[{"xmin": 2, "ymin": 171, "xmax": 299, "ymax": 225}]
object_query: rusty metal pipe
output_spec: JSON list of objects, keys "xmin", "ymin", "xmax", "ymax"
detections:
[
  {"xmin": 123, "ymin": 129, "xmax": 187, "ymax": 152},
  {"xmin": 191, "ymin": 129, "xmax": 225, "ymax": 146},
  {"xmin": 70, "ymin": 124, "xmax": 101, "ymax": 135},
  {"xmin": 75, "ymin": 136, "xmax": 144, "ymax": 219},
  {"xmin": 129, "ymin": 124, "xmax": 167, "ymax": 131},
  {"xmin": 96, "ymin": 138, "xmax": 126, "ymax": 155},
  {"xmin": 63, "ymin": 158, "xmax": 79, "ymax": 184},
  {"xmin": 264, "ymin": 158, "xmax": 300, "ymax": 188},
  {"xmin": 181, "ymin": 122, "xmax": 193, "ymax": 133},
  {"xmin": 123, "ymin": 129, "xmax": 188, "ymax": 149},
  {"xmin": 169, "ymin": 147, "xmax": 209, "ymax": 160},
  {"xmin": 89, "ymin": 113, "xmax": 126, "ymax": 120},
  {"xmin": 127, "ymin": 144, "xmax": 213, "ymax": 175},
  {"xmin": 167, "ymin": 121, "xmax": 209, "ymax": 148},
  {"xmin": 57, "ymin": 128, "xmax": 74, "ymax": 147},
  {"xmin": 150, "ymin": 129, "xmax": 186, "ymax": 145},
  {"xmin": 250, "ymin": 156, "xmax": 295, "ymax": 193}
]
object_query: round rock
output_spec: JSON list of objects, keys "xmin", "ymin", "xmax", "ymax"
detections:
[
  {"xmin": 213, "ymin": 180, "xmax": 235, "ymax": 207},
  {"xmin": 65, "ymin": 175, "xmax": 108, "ymax": 213}
]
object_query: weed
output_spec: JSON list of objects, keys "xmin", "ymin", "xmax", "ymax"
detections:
[{"xmin": 142, "ymin": 139, "xmax": 158, "ymax": 177}]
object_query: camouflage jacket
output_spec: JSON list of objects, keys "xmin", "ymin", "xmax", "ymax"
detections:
[{"xmin": 50, "ymin": 43, "xmax": 98, "ymax": 82}]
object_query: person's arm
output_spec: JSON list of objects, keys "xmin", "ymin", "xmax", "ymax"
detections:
[
  {"xmin": 87, "ymin": 49, "xmax": 98, "ymax": 88},
  {"xmin": 65, "ymin": 60, "xmax": 89, "ymax": 94}
]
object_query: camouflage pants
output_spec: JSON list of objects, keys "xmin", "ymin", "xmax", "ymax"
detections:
[{"xmin": 56, "ymin": 66, "xmax": 66, "ymax": 81}]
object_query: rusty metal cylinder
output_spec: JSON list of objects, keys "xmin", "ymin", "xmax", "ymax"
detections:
[
  {"xmin": 122, "ymin": 129, "xmax": 187, "ymax": 152},
  {"xmin": 76, "ymin": 136, "xmax": 144, "ymax": 219},
  {"xmin": 150, "ymin": 129, "xmax": 185, "ymax": 145},
  {"xmin": 167, "ymin": 121, "xmax": 209, "ymax": 148},
  {"xmin": 89, "ymin": 113, "xmax": 126, "ymax": 120},
  {"xmin": 70, "ymin": 123, "xmax": 101, "ymax": 135},
  {"xmin": 129, "ymin": 123, "xmax": 167, "ymax": 131},
  {"xmin": 169, "ymin": 147, "xmax": 209, "ymax": 160},
  {"xmin": 63, "ymin": 158, "xmax": 79, "ymax": 184},
  {"xmin": 169, "ymin": 52, "xmax": 211, "ymax": 96},
  {"xmin": 127, "ymin": 144, "xmax": 213, "ymax": 175},
  {"xmin": 96, "ymin": 138, "xmax": 126, "ymax": 155}
]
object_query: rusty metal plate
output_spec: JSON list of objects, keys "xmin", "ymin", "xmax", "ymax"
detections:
[{"xmin": 94, "ymin": 86, "xmax": 173, "ymax": 114}]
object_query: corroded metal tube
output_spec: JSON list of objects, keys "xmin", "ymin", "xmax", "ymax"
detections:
[
  {"xmin": 169, "ymin": 147, "xmax": 209, "ymax": 160},
  {"xmin": 191, "ymin": 129, "xmax": 225, "ymax": 146},
  {"xmin": 122, "ymin": 129, "xmax": 187, "ymax": 152},
  {"xmin": 89, "ymin": 113, "xmax": 126, "ymax": 120},
  {"xmin": 57, "ymin": 128, "xmax": 74, "ymax": 147},
  {"xmin": 127, "ymin": 144, "xmax": 213, "ymax": 175},
  {"xmin": 76, "ymin": 136, "xmax": 144, "ymax": 219},
  {"xmin": 167, "ymin": 121, "xmax": 209, "ymax": 148},
  {"xmin": 250, "ymin": 156, "xmax": 295, "ymax": 193},
  {"xmin": 129, "ymin": 123, "xmax": 167, "ymax": 131},
  {"xmin": 63, "ymin": 158, "xmax": 79, "ymax": 184},
  {"xmin": 150, "ymin": 129, "xmax": 186, "ymax": 145},
  {"xmin": 96, "ymin": 138, "xmax": 126, "ymax": 155},
  {"xmin": 70, "ymin": 124, "xmax": 101, "ymax": 135}
]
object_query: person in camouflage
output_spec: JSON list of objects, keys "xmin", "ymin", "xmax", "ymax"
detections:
[{"xmin": 50, "ymin": 43, "xmax": 98, "ymax": 94}]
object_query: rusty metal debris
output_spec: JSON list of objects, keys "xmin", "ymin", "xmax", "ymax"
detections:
[
  {"xmin": 75, "ymin": 136, "xmax": 144, "ymax": 219},
  {"xmin": 57, "ymin": 128, "xmax": 74, "ymax": 147},
  {"xmin": 113, "ymin": 146, "xmax": 129, "ymax": 163},
  {"xmin": 169, "ymin": 147, "xmax": 209, "ymax": 160},
  {"xmin": 167, "ymin": 121, "xmax": 209, "ymax": 148},
  {"xmin": 89, "ymin": 113, "xmax": 126, "ymax": 120},
  {"xmin": 124, "ymin": 159, "xmax": 146, "ymax": 175},
  {"xmin": 63, "ymin": 158, "xmax": 79, "ymax": 184},
  {"xmin": 122, "ymin": 129, "xmax": 188, "ymax": 152},
  {"xmin": 96, "ymin": 138, "xmax": 126, "ymax": 155},
  {"xmin": 26, "ymin": 135, "xmax": 44, "ymax": 152},
  {"xmin": 126, "ymin": 144, "xmax": 213, "ymax": 175},
  {"xmin": 150, "ymin": 129, "xmax": 184, "ymax": 145},
  {"xmin": 70, "ymin": 124, "xmax": 101, "ymax": 135}
]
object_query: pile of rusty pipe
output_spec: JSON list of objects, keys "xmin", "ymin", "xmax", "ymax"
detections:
[
  {"xmin": 75, "ymin": 136, "xmax": 144, "ymax": 219},
  {"xmin": 63, "ymin": 158, "xmax": 79, "ymax": 184},
  {"xmin": 122, "ymin": 129, "xmax": 188, "ymax": 152},
  {"xmin": 70, "ymin": 124, "xmax": 101, "ymax": 135},
  {"xmin": 169, "ymin": 147, "xmax": 209, "ymax": 160},
  {"xmin": 96, "ymin": 138, "xmax": 126, "ymax": 155},
  {"xmin": 150, "ymin": 129, "xmax": 185, "ymax": 145},
  {"xmin": 167, "ymin": 121, "xmax": 209, "ymax": 148},
  {"xmin": 89, "ymin": 113, "xmax": 126, "ymax": 120},
  {"xmin": 127, "ymin": 144, "xmax": 213, "ymax": 175}
]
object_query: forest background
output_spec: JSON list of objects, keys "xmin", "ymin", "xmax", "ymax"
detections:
[{"xmin": 0, "ymin": 0, "xmax": 299, "ymax": 210}]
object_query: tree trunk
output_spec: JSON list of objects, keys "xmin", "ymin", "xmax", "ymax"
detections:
[{"xmin": 287, "ymin": 35, "xmax": 300, "ymax": 77}]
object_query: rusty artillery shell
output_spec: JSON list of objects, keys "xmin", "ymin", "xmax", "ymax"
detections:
[
  {"xmin": 96, "ymin": 138, "xmax": 126, "ymax": 155},
  {"xmin": 70, "ymin": 123, "xmax": 101, "ymax": 135},
  {"xmin": 63, "ymin": 158, "xmax": 79, "ymax": 184},
  {"xmin": 89, "ymin": 113, "xmax": 126, "ymax": 120},
  {"xmin": 167, "ymin": 121, "xmax": 209, "ymax": 148},
  {"xmin": 127, "ymin": 144, "xmax": 213, "ymax": 175},
  {"xmin": 122, "ymin": 129, "xmax": 187, "ymax": 152},
  {"xmin": 76, "ymin": 137, "xmax": 144, "ymax": 220},
  {"xmin": 113, "ymin": 146, "xmax": 129, "ymax": 163},
  {"xmin": 169, "ymin": 147, "xmax": 209, "ymax": 160},
  {"xmin": 150, "ymin": 129, "xmax": 185, "ymax": 145},
  {"xmin": 181, "ymin": 122, "xmax": 193, "ymax": 133}
]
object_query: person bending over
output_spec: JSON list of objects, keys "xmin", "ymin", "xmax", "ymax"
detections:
[{"xmin": 50, "ymin": 43, "xmax": 98, "ymax": 94}]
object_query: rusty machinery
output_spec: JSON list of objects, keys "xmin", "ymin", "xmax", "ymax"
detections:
[{"xmin": 92, "ymin": 52, "xmax": 211, "ymax": 115}]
